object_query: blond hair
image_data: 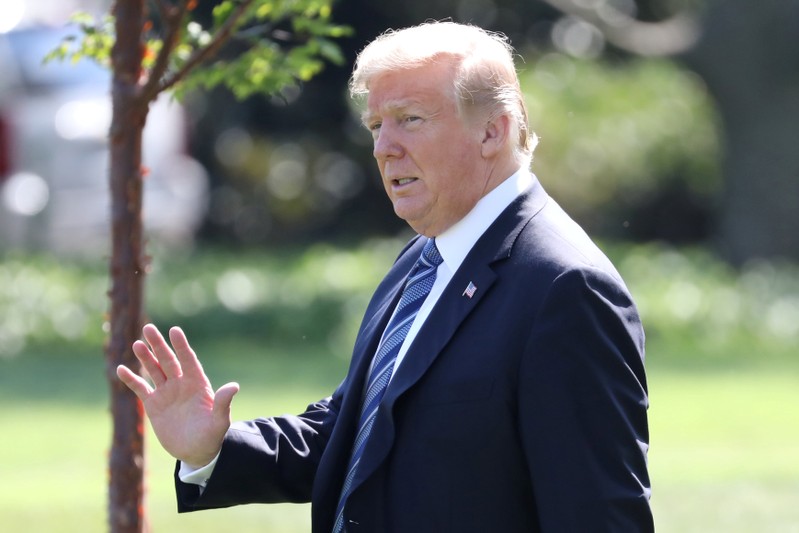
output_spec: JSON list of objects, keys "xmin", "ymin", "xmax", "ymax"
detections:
[{"xmin": 350, "ymin": 21, "xmax": 537, "ymax": 166}]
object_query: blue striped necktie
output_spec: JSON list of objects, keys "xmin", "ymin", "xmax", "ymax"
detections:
[{"xmin": 332, "ymin": 237, "xmax": 443, "ymax": 532}]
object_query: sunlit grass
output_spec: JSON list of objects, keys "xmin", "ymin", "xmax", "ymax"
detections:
[{"xmin": 648, "ymin": 370, "xmax": 799, "ymax": 532}]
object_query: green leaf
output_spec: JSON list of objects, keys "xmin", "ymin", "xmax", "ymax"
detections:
[
  {"xmin": 212, "ymin": 1, "xmax": 236, "ymax": 28},
  {"xmin": 45, "ymin": 0, "xmax": 349, "ymax": 103},
  {"xmin": 43, "ymin": 12, "xmax": 114, "ymax": 69},
  {"xmin": 316, "ymin": 37, "xmax": 345, "ymax": 65}
]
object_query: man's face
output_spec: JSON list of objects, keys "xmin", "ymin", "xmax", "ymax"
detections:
[{"xmin": 364, "ymin": 61, "xmax": 489, "ymax": 236}]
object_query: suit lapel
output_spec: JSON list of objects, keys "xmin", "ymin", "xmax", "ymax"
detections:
[
  {"xmin": 343, "ymin": 237, "xmax": 426, "ymax": 411},
  {"xmin": 349, "ymin": 181, "xmax": 549, "ymax": 492},
  {"xmin": 385, "ymin": 261, "xmax": 497, "ymax": 404},
  {"xmin": 313, "ymin": 237, "xmax": 424, "ymax": 528},
  {"xmin": 350, "ymin": 263, "xmax": 500, "ymax": 490},
  {"xmin": 348, "ymin": 237, "xmax": 427, "ymax": 376}
]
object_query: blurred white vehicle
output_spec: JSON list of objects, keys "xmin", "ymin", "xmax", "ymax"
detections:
[{"xmin": 0, "ymin": 25, "xmax": 208, "ymax": 254}]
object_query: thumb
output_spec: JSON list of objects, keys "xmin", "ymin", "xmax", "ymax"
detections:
[{"xmin": 213, "ymin": 382, "xmax": 240, "ymax": 421}]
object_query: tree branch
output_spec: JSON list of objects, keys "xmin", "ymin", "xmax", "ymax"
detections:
[
  {"xmin": 158, "ymin": 0, "xmax": 257, "ymax": 95},
  {"xmin": 152, "ymin": 0, "xmax": 170, "ymax": 23},
  {"xmin": 140, "ymin": 0, "xmax": 188, "ymax": 103},
  {"xmin": 540, "ymin": 0, "xmax": 700, "ymax": 57}
]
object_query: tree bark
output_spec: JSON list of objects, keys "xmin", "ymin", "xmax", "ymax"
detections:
[
  {"xmin": 107, "ymin": 1, "xmax": 148, "ymax": 531},
  {"xmin": 683, "ymin": 0, "xmax": 799, "ymax": 265}
]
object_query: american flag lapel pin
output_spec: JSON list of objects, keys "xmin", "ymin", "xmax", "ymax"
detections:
[{"xmin": 462, "ymin": 281, "xmax": 477, "ymax": 298}]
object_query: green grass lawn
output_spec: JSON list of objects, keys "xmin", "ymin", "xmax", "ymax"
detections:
[
  {"xmin": 1, "ymin": 343, "xmax": 798, "ymax": 532},
  {"xmin": 648, "ymin": 369, "xmax": 799, "ymax": 532}
]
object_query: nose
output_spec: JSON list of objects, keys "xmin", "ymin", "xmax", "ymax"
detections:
[{"xmin": 372, "ymin": 123, "xmax": 402, "ymax": 161}]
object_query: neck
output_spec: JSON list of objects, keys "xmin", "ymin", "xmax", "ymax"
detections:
[{"xmin": 479, "ymin": 155, "xmax": 522, "ymax": 200}]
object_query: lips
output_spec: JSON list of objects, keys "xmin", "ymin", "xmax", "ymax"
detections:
[{"xmin": 393, "ymin": 177, "xmax": 418, "ymax": 186}]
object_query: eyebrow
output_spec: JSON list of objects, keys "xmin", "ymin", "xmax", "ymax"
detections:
[{"xmin": 361, "ymin": 98, "xmax": 424, "ymax": 126}]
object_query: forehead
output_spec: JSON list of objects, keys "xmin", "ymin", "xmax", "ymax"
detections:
[{"xmin": 364, "ymin": 61, "xmax": 457, "ymax": 116}]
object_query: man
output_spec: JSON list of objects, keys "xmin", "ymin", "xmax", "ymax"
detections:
[{"xmin": 117, "ymin": 21, "xmax": 653, "ymax": 532}]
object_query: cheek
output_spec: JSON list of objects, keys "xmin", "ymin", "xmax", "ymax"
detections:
[{"xmin": 445, "ymin": 156, "xmax": 485, "ymax": 205}]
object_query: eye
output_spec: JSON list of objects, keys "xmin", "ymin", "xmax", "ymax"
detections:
[
  {"xmin": 368, "ymin": 121, "xmax": 382, "ymax": 132},
  {"xmin": 404, "ymin": 115, "xmax": 421, "ymax": 124}
]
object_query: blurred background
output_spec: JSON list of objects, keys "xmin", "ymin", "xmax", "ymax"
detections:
[{"xmin": 1, "ymin": 0, "xmax": 797, "ymax": 532}]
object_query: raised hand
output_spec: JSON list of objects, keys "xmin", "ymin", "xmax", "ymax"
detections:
[{"xmin": 116, "ymin": 323, "xmax": 240, "ymax": 468}]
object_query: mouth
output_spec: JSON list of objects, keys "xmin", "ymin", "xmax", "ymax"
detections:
[{"xmin": 392, "ymin": 177, "xmax": 418, "ymax": 187}]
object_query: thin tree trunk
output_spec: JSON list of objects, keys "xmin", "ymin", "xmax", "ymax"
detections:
[
  {"xmin": 683, "ymin": 0, "xmax": 799, "ymax": 265},
  {"xmin": 107, "ymin": 1, "xmax": 148, "ymax": 531}
]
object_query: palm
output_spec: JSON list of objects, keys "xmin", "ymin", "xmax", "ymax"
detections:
[
  {"xmin": 143, "ymin": 369, "xmax": 218, "ymax": 463},
  {"xmin": 116, "ymin": 324, "xmax": 239, "ymax": 468}
]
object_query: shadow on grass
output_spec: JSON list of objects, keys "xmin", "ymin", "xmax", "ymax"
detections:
[{"xmin": 0, "ymin": 344, "xmax": 109, "ymax": 406}]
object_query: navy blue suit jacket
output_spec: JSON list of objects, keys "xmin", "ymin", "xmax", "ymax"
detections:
[{"xmin": 176, "ymin": 176, "xmax": 653, "ymax": 532}]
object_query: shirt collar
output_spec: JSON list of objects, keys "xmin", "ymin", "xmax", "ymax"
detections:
[{"xmin": 436, "ymin": 167, "xmax": 533, "ymax": 272}]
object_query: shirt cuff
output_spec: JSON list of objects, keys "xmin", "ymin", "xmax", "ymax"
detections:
[{"xmin": 177, "ymin": 452, "xmax": 221, "ymax": 488}]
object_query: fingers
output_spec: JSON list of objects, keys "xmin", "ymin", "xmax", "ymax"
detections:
[
  {"xmin": 132, "ymin": 338, "xmax": 167, "ymax": 387},
  {"xmin": 117, "ymin": 323, "xmax": 212, "ymax": 397},
  {"xmin": 168, "ymin": 326, "xmax": 205, "ymax": 380},
  {"xmin": 142, "ymin": 323, "xmax": 183, "ymax": 379},
  {"xmin": 213, "ymin": 382, "xmax": 241, "ymax": 421},
  {"xmin": 119, "ymin": 323, "xmax": 192, "ymax": 391},
  {"xmin": 116, "ymin": 364, "xmax": 153, "ymax": 399}
]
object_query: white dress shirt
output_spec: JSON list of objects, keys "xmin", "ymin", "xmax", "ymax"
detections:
[
  {"xmin": 180, "ymin": 168, "xmax": 533, "ymax": 487},
  {"xmin": 390, "ymin": 167, "xmax": 532, "ymax": 372}
]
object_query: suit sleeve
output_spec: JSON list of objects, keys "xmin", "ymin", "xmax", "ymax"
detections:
[
  {"xmin": 518, "ymin": 266, "xmax": 653, "ymax": 532},
  {"xmin": 176, "ymin": 382, "xmax": 344, "ymax": 511}
]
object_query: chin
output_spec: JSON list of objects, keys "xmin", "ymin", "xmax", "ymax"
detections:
[
  {"xmin": 393, "ymin": 202, "xmax": 439, "ymax": 235},
  {"xmin": 396, "ymin": 214, "xmax": 426, "ymax": 235}
]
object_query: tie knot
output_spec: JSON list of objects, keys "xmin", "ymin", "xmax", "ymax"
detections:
[{"xmin": 421, "ymin": 238, "xmax": 443, "ymax": 268}]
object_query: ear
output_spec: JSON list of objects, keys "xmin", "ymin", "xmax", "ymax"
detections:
[{"xmin": 480, "ymin": 114, "xmax": 510, "ymax": 159}]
